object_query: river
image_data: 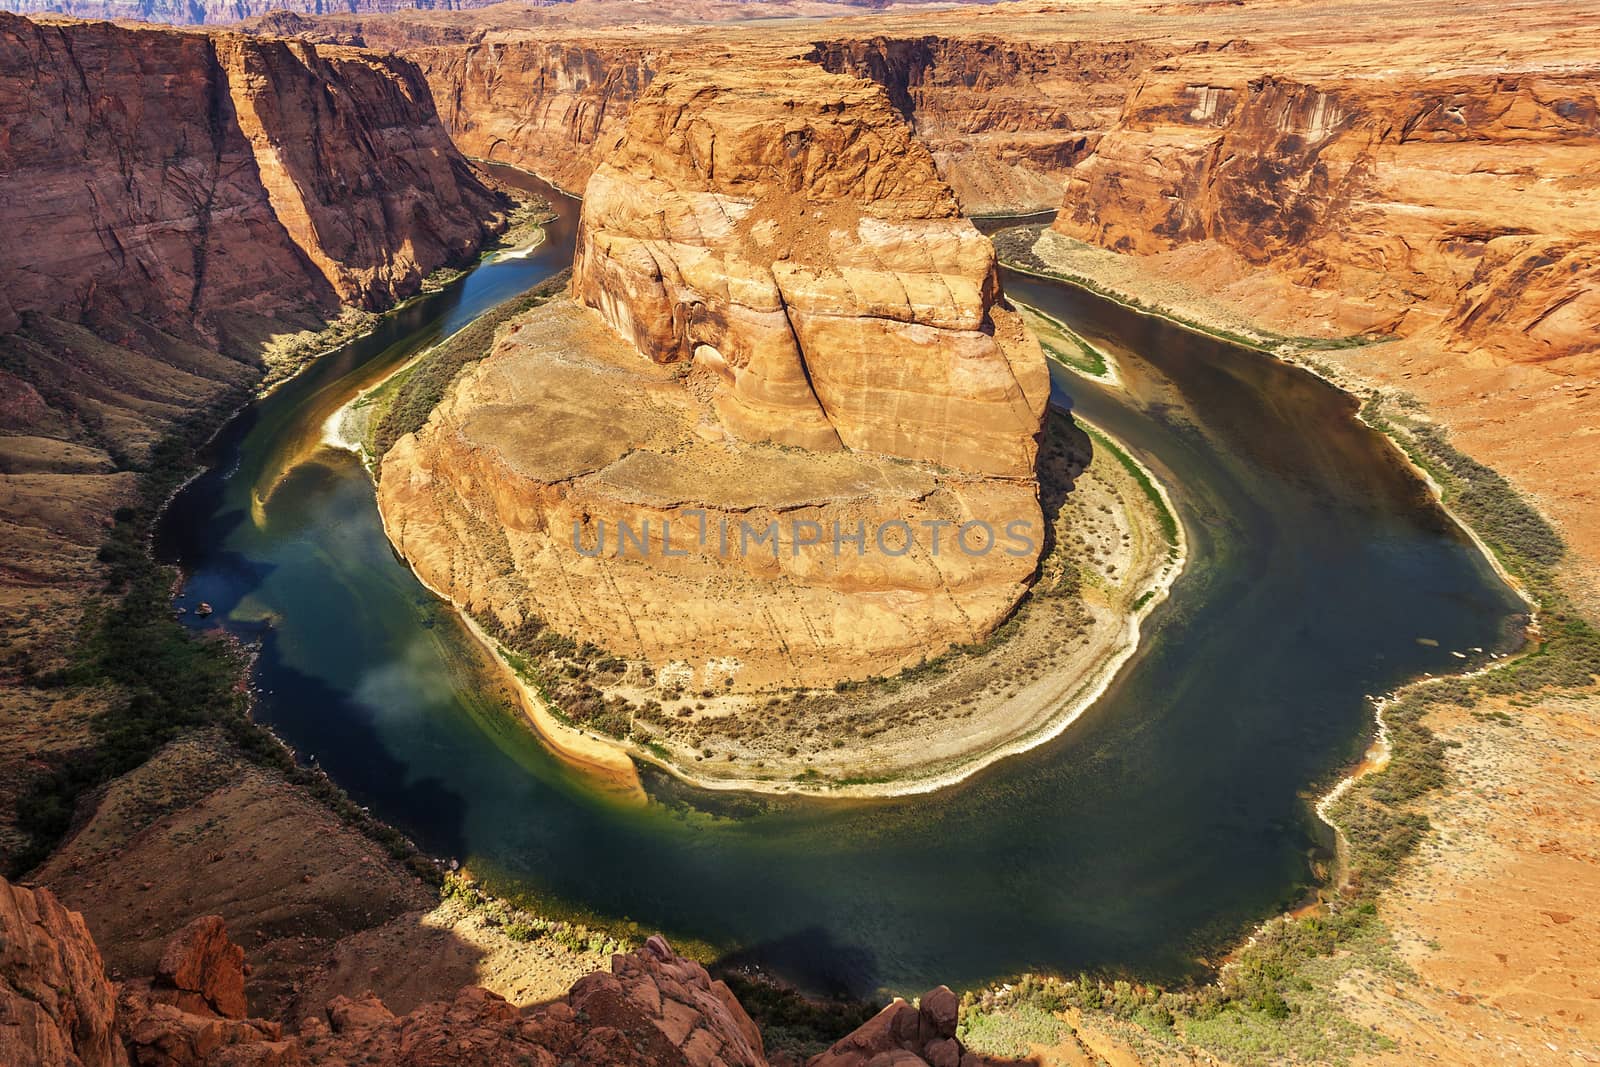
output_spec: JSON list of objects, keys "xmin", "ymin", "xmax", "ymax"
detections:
[{"xmin": 157, "ymin": 167, "xmax": 1524, "ymax": 997}]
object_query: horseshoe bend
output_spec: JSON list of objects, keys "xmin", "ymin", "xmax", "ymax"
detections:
[
  {"xmin": 373, "ymin": 60, "xmax": 1179, "ymax": 790},
  {"xmin": 3, "ymin": 1, "xmax": 1599, "ymax": 1065}
]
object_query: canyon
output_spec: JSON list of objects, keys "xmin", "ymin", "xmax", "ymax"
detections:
[
  {"xmin": 0, "ymin": 10, "xmax": 513, "ymax": 866},
  {"xmin": 1, "ymin": 1, "xmax": 1598, "ymax": 1066}
]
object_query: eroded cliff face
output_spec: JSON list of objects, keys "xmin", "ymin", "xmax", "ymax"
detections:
[
  {"xmin": 571, "ymin": 63, "xmax": 1046, "ymax": 472},
  {"xmin": 0, "ymin": 14, "xmax": 507, "ymax": 340},
  {"xmin": 406, "ymin": 30, "xmax": 1174, "ymax": 213},
  {"xmin": 0, "ymin": 12, "xmax": 508, "ymax": 868},
  {"xmin": 410, "ymin": 37, "xmax": 656, "ymax": 193},
  {"xmin": 379, "ymin": 61, "xmax": 1049, "ymax": 691},
  {"xmin": 1054, "ymin": 60, "xmax": 1600, "ymax": 367},
  {"xmin": 1048, "ymin": 51, "xmax": 1600, "ymax": 575},
  {"xmin": 808, "ymin": 35, "xmax": 1170, "ymax": 214}
]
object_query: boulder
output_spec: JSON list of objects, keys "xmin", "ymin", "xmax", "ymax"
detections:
[{"xmin": 155, "ymin": 916, "xmax": 248, "ymax": 1020}]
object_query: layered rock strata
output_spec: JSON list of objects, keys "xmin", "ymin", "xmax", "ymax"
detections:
[
  {"xmin": 0, "ymin": 13, "xmax": 508, "ymax": 339},
  {"xmin": 808, "ymin": 36, "xmax": 1169, "ymax": 214},
  {"xmin": 410, "ymin": 38, "xmax": 658, "ymax": 194},
  {"xmin": 379, "ymin": 61, "xmax": 1049, "ymax": 690},
  {"xmin": 1048, "ymin": 45, "xmax": 1600, "ymax": 575},
  {"xmin": 403, "ymin": 30, "xmax": 1175, "ymax": 212},
  {"xmin": 1054, "ymin": 60, "xmax": 1600, "ymax": 361}
]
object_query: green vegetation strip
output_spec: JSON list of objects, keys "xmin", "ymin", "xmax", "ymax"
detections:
[
  {"xmin": 1079, "ymin": 422, "xmax": 1180, "ymax": 551},
  {"xmin": 1016, "ymin": 301, "xmax": 1109, "ymax": 378},
  {"xmin": 12, "ymin": 394, "xmax": 438, "ymax": 880},
  {"xmin": 366, "ymin": 268, "xmax": 572, "ymax": 462}
]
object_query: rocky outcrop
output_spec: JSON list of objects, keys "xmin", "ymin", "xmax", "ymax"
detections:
[
  {"xmin": 808, "ymin": 986, "xmax": 968, "ymax": 1067},
  {"xmin": 0, "ymin": 13, "xmax": 507, "ymax": 343},
  {"xmin": 809, "ymin": 36, "xmax": 1170, "ymax": 214},
  {"xmin": 0, "ymin": 877, "xmax": 125, "ymax": 1067},
  {"xmin": 0, "ymin": 873, "xmax": 781, "ymax": 1067},
  {"xmin": 571, "ymin": 61, "xmax": 1046, "ymax": 473},
  {"xmin": 410, "ymin": 38, "xmax": 656, "ymax": 193},
  {"xmin": 379, "ymin": 61, "xmax": 1049, "ymax": 691}
]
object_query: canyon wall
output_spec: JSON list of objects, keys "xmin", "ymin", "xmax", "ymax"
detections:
[
  {"xmin": 405, "ymin": 31, "xmax": 1174, "ymax": 212},
  {"xmin": 0, "ymin": 13, "xmax": 507, "ymax": 342},
  {"xmin": 1049, "ymin": 51, "xmax": 1600, "ymax": 574},
  {"xmin": 1054, "ymin": 59, "xmax": 1600, "ymax": 367},
  {"xmin": 379, "ymin": 61, "xmax": 1050, "ymax": 691},
  {"xmin": 808, "ymin": 35, "xmax": 1170, "ymax": 214},
  {"xmin": 410, "ymin": 37, "xmax": 656, "ymax": 193},
  {"xmin": 0, "ymin": 12, "xmax": 507, "ymax": 868}
]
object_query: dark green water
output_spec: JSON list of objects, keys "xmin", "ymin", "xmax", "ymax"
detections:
[{"xmin": 158, "ymin": 177, "xmax": 1524, "ymax": 997}]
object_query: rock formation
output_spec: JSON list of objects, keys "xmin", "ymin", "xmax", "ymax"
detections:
[
  {"xmin": 570, "ymin": 63, "xmax": 1046, "ymax": 473},
  {"xmin": 809, "ymin": 985, "xmax": 964, "ymax": 1067},
  {"xmin": 0, "ymin": 13, "xmax": 508, "ymax": 341},
  {"xmin": 2, "ymin": 871, "xmax": 988, "ymax": 1067},
  {"xmin": 1053, "ymin": 59, "xmax": 1600, "ymax": 369},
  {"xmin": 410, "ymin": 38, "xmax": 657, "ymax": 194},
  {"xmin": 378, "ymin": 60, "xmax": 1049, "ymax": 691},
  {"xmin": 1047, "ymin": 40, "xmax": 1600, "ymax": 572},
  {"xmin": 0, "ymin": 876, "xmax": 125, "ymax": 1067},
  {"xmin": 808, "ymin": 36, "xmax": 1168, "ymax": 214},
  {"xmin": 400, "ymin": 29, "xmax": 1176, "ymax": 212}
]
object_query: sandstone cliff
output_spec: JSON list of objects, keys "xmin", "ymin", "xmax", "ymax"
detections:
[
  {"xmin": 1054, "ymin": 60, "xmax": 1600, "ymax": 360},
  {"xmin": 1048, "ymin": 41, "xmax": 1600, "ymax": 576},
  {"xmin": 379, "ymin": 61, "xmax": 1049, "ymax": 693},
  {"xmin": 571, "ymin": 63, "xmax": 1047, "ymax": 472},
  {"xmin": 410, "ymin": 36, "xmax": 656, "ymax": 193},
  {"xmin": 1, "ymin": 13, "xmax": 507, "ymax": 340},
  {"xmin": 808, "ymin": 35, "xmax": 1170, "ymax": 214},
  {"xmin": 404, "ymin": 28, "xmax": 1175, "ymax": 212}
]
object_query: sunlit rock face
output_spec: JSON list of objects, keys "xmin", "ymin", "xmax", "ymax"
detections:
[
  {"xmin": 571, "ymin": 60, "xmax": 1049, "ymax": 478},
  {"xmin": 379, "ymin": 61, "xmax": 1051, "ymax": 691},
  {"xmin": 0, "ymin": 13, "xmax": 508, "ymax": 340}
]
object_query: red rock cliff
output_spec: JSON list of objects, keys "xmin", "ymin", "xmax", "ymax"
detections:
[{"xmin": 0, "ymin": 12, "xmax": 508, "ymax": 342}]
